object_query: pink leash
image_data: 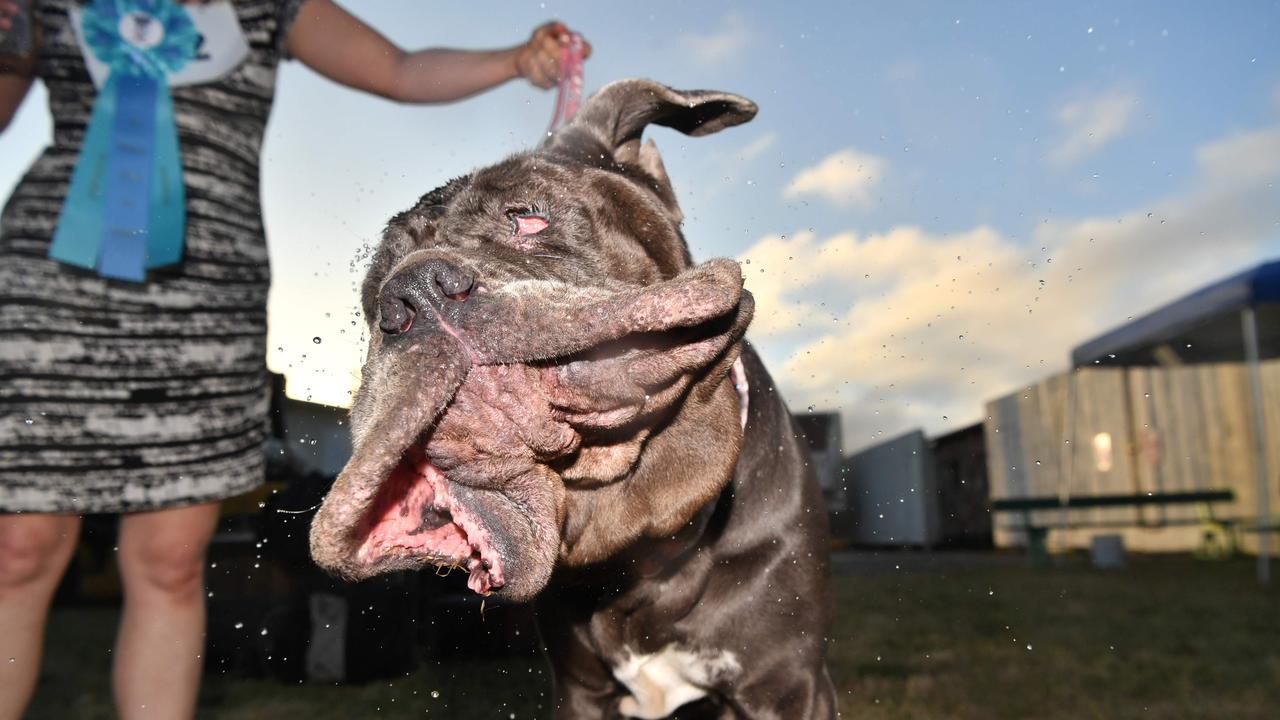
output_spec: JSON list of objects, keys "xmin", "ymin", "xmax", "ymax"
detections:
[{"xmin": 547, "ymin": 32, "xmax": 585, "ymax": 135}]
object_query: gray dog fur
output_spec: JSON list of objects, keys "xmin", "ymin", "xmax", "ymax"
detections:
[{"xmin": 309, "ymin": 79, "xmax": 837, "ymax": 719}]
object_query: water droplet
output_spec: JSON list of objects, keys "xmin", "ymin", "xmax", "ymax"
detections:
[
  {"xmin": 234, "ymin": 622, "xmax": 244, "ymax": 630},
  {"xmin": 431, "ymin": 690, "xmax": 440, "ymax": 699},
  {"xmin": 313, "ymin": 337, "xmax": 322, "ymax": 344}
]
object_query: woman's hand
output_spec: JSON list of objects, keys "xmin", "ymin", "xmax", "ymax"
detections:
[{"xmin": 513, "ymin": 22, "xmax": 592, "ymax": 90}]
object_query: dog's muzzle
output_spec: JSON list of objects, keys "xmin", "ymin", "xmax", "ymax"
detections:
[{"xmin": 378, "ymin": 259, "xmax": 475, "ymax": 335}]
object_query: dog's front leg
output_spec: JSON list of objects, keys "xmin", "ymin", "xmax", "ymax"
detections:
[
  {"xmin": 725, "ymin": 661, "xmax": 838, "ymax": 720},
  {"xmin": 538, "ymin": 597, "xmax": 623, "ymax": 719},
  {"xmin": 551, "ymin": 672, "xmax": 622, "ymax": 720}
]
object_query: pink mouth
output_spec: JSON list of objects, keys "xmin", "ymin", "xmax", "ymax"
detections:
[{"xmin": 355, "ymin": 456, "xmax": 505, "ymax": 595}]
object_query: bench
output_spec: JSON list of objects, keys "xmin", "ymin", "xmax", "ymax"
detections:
[{"xmin": 990, "ymin": 490, "xmax": 1237, "ymax": 564}]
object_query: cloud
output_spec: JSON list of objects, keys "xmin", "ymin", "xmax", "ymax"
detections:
[
  {"xmin": 678, "ymin": 13, "xmax": 752, "ymax": 66},
  {"xmin": 737, "ymin": 132, "xmax": 778, "ymax": 161},
  {"xmin": 1047, "ymin": 88, "xmax": 1140, "ymax": 167},
  {"xmin": 745, "ymin": 124, "xmax": 1280, "ymax": 452},
  {"xmin": 783, "ymin": 148, "xmax": 885, "ymax": 208},
  {"xmin": 883, "ymin": 59, "xmax": 921, "ymax": 84}
]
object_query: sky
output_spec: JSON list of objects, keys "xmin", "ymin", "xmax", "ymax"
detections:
[{"xmin": 2, "ymin": 1, "xmax": 1279, "ymax": 454}]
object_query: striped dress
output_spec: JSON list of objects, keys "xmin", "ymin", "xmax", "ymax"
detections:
[{"xmin": 0, "ymin": 0, "xmax": 306, "ymax": 513}]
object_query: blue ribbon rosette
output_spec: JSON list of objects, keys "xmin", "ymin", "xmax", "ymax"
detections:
[{"xmin": 49, "ymin": 0, "xmax": 198, "ymax": 282}]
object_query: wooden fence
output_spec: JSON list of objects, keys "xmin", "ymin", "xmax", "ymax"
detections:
[{"xmin": 984, "ymin": 360, "xmax": 1280, "ymax": 552}]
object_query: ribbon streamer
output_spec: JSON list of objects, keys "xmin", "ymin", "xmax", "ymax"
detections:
[{"xmin": 49, "ymin": 0, "xmax": 197, "ymax": 282}]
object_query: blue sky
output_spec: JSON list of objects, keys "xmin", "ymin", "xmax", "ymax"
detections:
[{"xmin": 3, "ymin": 1, "xmax": 1278, "ymax": 452}]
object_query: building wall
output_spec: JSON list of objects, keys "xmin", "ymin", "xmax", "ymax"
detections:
[
  {"xmin": 793, "ymin": 412, "xmax": 846, "ymax": 512},
  {"xmin": 844, "ymin": 430, "xmax": 940, "ymax": 546},
  {"xmin": 275, "ymin": 399, "xmax": 352, "ymax": 478},
  {"xmin": 931, "ymin": 424, "xmax": 992, "ymax": 547}
]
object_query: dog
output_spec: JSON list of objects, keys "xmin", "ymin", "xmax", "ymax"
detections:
[{"xmin": 309, "ymin": 79, "xmax": 837, "ymax": 719}]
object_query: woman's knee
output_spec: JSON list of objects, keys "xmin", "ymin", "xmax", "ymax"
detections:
[
  {"xmin": 117, "ymin": 505, "xmax": 219, "ymax": 601},
  {"xmin": 0, "ymin": 515, "xmax": 80, "ymax": 590},
  {"xmin": 119, "ymin": 538, "xmax": 210, "ymax": 600}
]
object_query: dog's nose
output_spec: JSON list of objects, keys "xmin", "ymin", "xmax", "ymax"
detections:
[
  {"xmin": 378, "ymin": 259, "xmax": 476, "ymax": 335},
  {"xmin": 430, "ymin": 260, "xmax": 475, "ymax": 301},
  {"xmin": 379, "ymin": 295, "xmax": 416, "ymax": 335}
]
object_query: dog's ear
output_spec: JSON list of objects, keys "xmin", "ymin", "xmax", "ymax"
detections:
[
  {"xmin": 461, "ymin": 258, "xmax": 752, "ymax": 486},
  {"xmin": 546, "ymin": 79, "xmax": 757, "ymax": 166},
  {"xmin": 545, "ymin": 288, "xmax": 753, "ymax": 435},
  {"xmin": 468, "ymin": 259, "xmax": 748, "ymax": 366}
]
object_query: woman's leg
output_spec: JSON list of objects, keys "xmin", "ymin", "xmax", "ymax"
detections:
[
  {"xmin": 114, "ymin": 502, "xmax": 220, "ymax": 720},
  {"xmin": 0, "ymin": 513, "xmax": 82, "ymax": 720}
]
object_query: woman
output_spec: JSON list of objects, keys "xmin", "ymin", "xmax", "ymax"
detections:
[{"xmin": 0, "ymin": 1, "xmax": 589, "ymax": 717}]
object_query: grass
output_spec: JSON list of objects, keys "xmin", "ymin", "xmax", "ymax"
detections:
[
  {"xmin": 825, "ymin": 554, "xmax": 1279, "ymax": 720},
  {"xmin": 26, "ymin": 553, "xmax": 1280, "ymax": 719}
]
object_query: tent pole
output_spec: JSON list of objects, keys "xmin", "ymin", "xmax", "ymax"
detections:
[{"xmin": 1242, "ymin": 307, "xmax": 1271, "ymax": 584}]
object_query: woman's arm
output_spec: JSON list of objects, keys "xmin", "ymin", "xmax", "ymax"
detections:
[
  {"xmin": 285, "ymin": 0, "xmax": 588, "ymax": 103},
  {"xmin": 0, "ymin": 73, "xmax": 34, "ymax": 133}
]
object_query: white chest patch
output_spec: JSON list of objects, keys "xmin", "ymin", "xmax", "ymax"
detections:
[{"xmin": 612, "ymin": 644, "xmax": 741, "ymax": 719}]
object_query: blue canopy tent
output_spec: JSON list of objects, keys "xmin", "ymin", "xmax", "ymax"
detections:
[{"xmin": 1072, "ymin": 259, "xmax": 1280, "ymax": 583}]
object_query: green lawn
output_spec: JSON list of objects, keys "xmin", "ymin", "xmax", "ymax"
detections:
[
  {"xmin": 27, "ymin": 554, "xmax": 1280, "ymax": 719},
  {"xmin": 825, "ymin": 555, "xmax": 1279, "ymax": 720}
]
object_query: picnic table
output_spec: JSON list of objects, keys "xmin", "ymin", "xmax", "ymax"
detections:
[{"xmin": 990, "ymin": 489, "xmax": 1238, "ymax": 564}]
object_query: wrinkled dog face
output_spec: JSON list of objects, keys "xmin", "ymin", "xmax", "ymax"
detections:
[{"xmin": 309, "ymin": 80, "xmax": 757, "ymax": 601}]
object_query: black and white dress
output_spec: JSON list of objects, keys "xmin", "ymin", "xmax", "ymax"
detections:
[{"xmin": 0, "ymin": 0, "xmax": 307, "ymax": 513}]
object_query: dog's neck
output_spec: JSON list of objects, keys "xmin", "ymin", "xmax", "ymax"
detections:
[
  {"xmin": 556, "ymin": 355, "xmax": 747, "ymax": 568},
  {"xmin": 633, "ymin": 359, "xmax": 747, "ymax": 578}
]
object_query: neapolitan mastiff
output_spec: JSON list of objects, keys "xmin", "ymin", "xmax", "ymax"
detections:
[{"xmin": 309, "ymin": 79, "xmax": 838, "ymax": 719}]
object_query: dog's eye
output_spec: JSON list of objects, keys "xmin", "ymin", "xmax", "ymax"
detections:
[{"xmin": 507, "ymin": 209, "xmax": 549, "ymax": 237}]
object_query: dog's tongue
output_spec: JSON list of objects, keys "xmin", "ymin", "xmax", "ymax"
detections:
[{"xmin": 309, "ymin": 332, "xmax": 471, "ymax": 579}]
